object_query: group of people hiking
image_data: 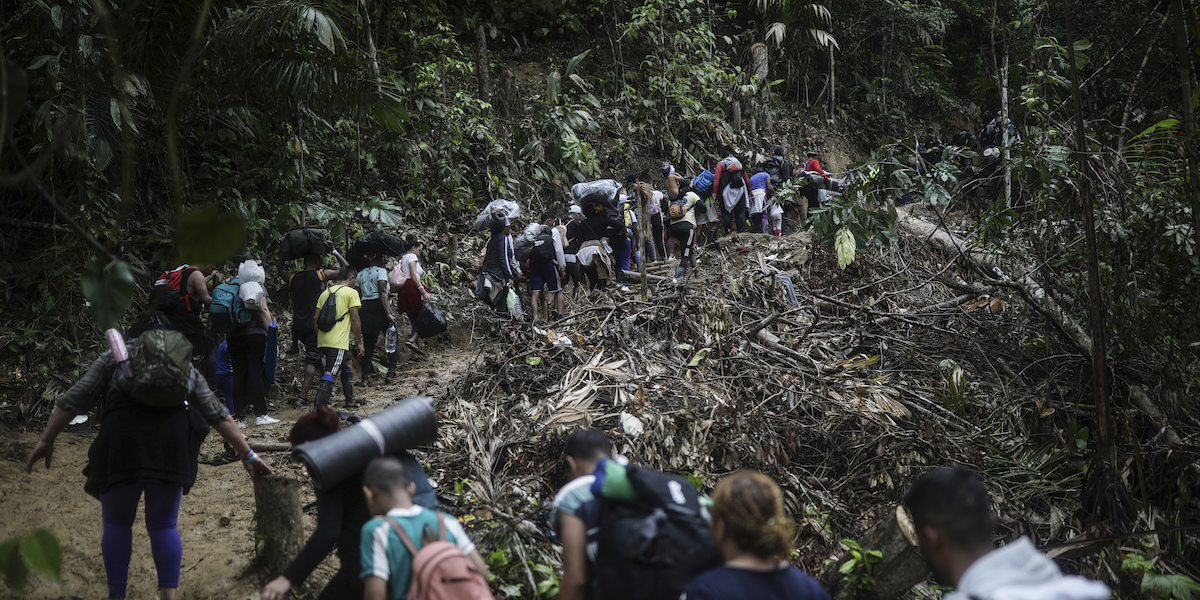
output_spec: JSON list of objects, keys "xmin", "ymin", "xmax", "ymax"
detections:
[
  {"xmin": 26, "ymin": 386, "xmax": 1112, "ymax": 600},
  {"xmin": 475, "ymin": 147, "xmax": 834, "ymax": 317}
]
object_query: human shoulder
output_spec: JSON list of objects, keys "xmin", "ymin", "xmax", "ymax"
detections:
[{"xmin": 552, "ymin": 475, "xmax": 596, "ymax": 517}]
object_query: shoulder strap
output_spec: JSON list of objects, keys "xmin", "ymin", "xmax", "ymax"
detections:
[{"xmin": 384, "ymin": 516, "xmax": 419, "ymax": 556}]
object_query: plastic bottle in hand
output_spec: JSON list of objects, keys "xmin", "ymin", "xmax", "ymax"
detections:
[{"xmin": 385, "ymin": 325, "xmax": 399, "ymax": 354}]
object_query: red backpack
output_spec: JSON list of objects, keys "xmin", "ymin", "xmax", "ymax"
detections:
[
  {"xmin": 385, "ymin": 514, "xmax": 493, "ymax": 600},
  {"xmin": 152, "ymin": 266, "xmax": 196, "ymax": 313}
]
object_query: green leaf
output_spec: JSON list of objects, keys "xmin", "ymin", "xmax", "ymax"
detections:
[
  {"xmin": 110, "ymin": 98, "xmax": 122, "ymax": 130},
  {"xmin": 0, "ymin": 537, "xmax": 30, "ymax": 595},
  {"xmin": 564, "ymin": 50, "xmax": 591, "ymax": 77},
  {"xmin": 525, "ymin": 357, "xmax": 542, "ymax": 366},
  {"xmin": 1142, "ymin": 573, "xmax": 1200, "ymax": 600},
  {"xmin": 50, "ymin": 5, "xmax": 63, "ymax": 30},
  {"xmin": 175, "ymin": 205, "xmax": 247, "ymax": 265},
  {"xmin": 835, "ymin": 227, "xmax": 855, "ymax": 270},
  {"xmin": 27, "ymin": 55, "xmax": 53, "ymax": 70},
  {"xmin": 19, "ymin": 530, "xmax": 61, "ymax": 585},
  {"xmin": 81, "ymin": 258, "xmax": 136, "ymax": 330}
]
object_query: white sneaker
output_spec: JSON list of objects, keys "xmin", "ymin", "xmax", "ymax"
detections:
[
  {"xmin": 256, "ymin": 415, "xmax": 281, "ymax": 426},
  {"xmin": 618, "ymin": 285, "xmax": 631, "ymax": 293},
  {"xmin": 236, "ymin": 420, "xmax": 247, "ymax": 429}
]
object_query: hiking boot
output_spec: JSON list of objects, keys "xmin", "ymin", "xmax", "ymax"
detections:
[
  {"xmin": 406, "ymin": 340, "xmax": 426, "ymax": 355},
  {"xmin": 384, "ymin": 374, "xmax": 398, "ymax": 384},
  {"xmin": 344, "ymin": 400, "xmax": 359, "ymax": 409},
  {"xmin": 255, "ymin": 415, "xmax": 280, "ymax": 426}
]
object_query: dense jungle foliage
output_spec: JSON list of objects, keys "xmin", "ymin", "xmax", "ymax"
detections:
[{"xmin": 1, "ymin": 0, "xmax": 1199, "ymax": 592}]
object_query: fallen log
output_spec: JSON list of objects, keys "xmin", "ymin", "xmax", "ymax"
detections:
[
  {"xmin": 895, "ymin": 206, "xmax": 1094, "ymax": 358},
  {"xmin": 249, "ymin": 442, "xmax": 292, "ymax": 453},
  {"xmin": 620, "ymin": 269, "xmax": 669, "ymax": 283}
]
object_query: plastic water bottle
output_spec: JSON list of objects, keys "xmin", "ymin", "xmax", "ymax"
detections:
[{"xmin": 385, "ymin": 325, "xmax": 399, "ymax": 354}]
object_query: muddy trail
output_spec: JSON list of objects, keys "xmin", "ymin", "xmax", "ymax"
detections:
[
  {"xmin": 0, "ymin": 324, "xmax": 477, "ymax": 600},
  {"xmin": 2, "ymin": 217, "xmax": 1198, "ymax": 599}
]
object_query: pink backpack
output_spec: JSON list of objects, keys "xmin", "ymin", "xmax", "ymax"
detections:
[
  {"xmin": 388, "ymin": 261, "xmax": 410, "ymax": 289},
  {"xmin": 384, "ymin": 514, "xmax": 493, "ymax": 600}
]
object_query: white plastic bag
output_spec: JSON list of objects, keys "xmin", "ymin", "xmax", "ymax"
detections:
[{"xmin": 240, "ymin": 281, "xmax": 265, "ymax": 311}]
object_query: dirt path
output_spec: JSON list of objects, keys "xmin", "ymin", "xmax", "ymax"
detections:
[{"xmin": 0, "ymin": 328, "xmax": 477, "ymax": 600}]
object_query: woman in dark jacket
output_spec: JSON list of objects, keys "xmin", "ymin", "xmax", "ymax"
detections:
[
  {"xmin": 260, "ymin": 407, "xmax": 438, "ymax": 600},
  {"xmin": 25, "ymin": 330, "xmax": 273, "ymax": 600}
]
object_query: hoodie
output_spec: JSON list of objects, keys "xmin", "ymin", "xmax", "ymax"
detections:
[{"xmin": 949, "ymin": 538, "xmax": 1110, "ymax": 600}]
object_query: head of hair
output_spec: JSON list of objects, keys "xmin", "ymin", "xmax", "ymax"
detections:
[
  {"xmin": 903, "ymin": 467, "xmax": 993, "ymax": 551},
  {"xmin": 541, "ymin": 211, "xmax": 556, "ymax": 223},
  {"xmin": 403, "ymin": 236, "xmax": 420, "ymax": 253},
  {"xmin": 624, "ymin": 171, "xmax": 640, "ymax": 185},
  {"xmin": 710, "ymin": 471, "xmax": 795, "ymax": 560},
  {"xmin": 363, "ymin": 457, "xmax": 411, "ymax": 491},
  {"xmin": 773, "ymin": 145, "xmax": 785, "ymax": 156},
  {"xmin": 563, "ymin": 429, "xmax": 612, "ymax": 460},
  {"xmin": 289, "ymin": 406, "xmax": 340, "ymax": 445},
  {"xmin": 336, "ymin": 266, "xmax": 355, "ymax": 281}
]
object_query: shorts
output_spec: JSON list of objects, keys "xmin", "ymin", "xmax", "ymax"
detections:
[
  {"xmin": 529, "ymin": 261, "xmax": 561, "ymax": 292},
  {"xmin": 320, "ymin": 347, "xmax": 352, "ymax": 374}
]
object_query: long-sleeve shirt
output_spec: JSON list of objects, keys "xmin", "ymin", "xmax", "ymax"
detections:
[
  {"xmin": 482, "ymin": 233, "xmax": 517, "ymax": 280},
  {"xmin": 805, "ymin": 158, "xmax": 827, "ymax": 177},
  {"xmin": 550, "ymin": 227, "xmax": 567, "ymax": 270},
  {"xmin": 58, "ymin": 344, "xmax": 229, "ymax": 425}
]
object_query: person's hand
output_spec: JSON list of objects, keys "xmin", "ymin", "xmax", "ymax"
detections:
[
  {"xmin": 386, "ymin": 312, "xmax": 396, "ymax": 324},
  {"xmin": 262, "ymin": 575, "xmax": 292, "ymax": 600},
  {"xmin": 421, "ymin": 291, "xmax": 432, "ymax": 303},
  {"xmin": 25, "ymin": 439, "xmax": 54, "ymax": 473},
  {"xmin": 357, "ymin": 341, "xmax": 366, "ymax": 357},
  {"xmin": 244, "ymin": 456, "xmax": 274, "ymax": 480}
]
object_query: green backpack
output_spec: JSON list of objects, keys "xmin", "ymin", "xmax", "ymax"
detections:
[{"xmin": 128, "ymin": 330, "xmax": 193, "ymax": 408}]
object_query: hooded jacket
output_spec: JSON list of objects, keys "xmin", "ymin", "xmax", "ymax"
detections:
[{"xmin": 948, "ymin": 538, "xmax": 1110, "ymax": 600}]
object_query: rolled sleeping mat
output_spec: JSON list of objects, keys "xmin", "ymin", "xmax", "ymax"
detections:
[{"xmin": 292, "ymin": 396, "xmax": 438, "ymax": 490}]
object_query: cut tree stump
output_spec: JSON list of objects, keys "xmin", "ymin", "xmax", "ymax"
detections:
[
  {"xmin": 820, "ymin": 506, "xmax": 929, "ymax": 600},
  {"xmin": 253, "ymin": 475, "xmax": 305, "ymax": 575}
]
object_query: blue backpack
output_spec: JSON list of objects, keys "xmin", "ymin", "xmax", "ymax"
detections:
[
  {"xmin": 210, "ymin": 278, "xmax": 250, "ymax": 333},
  {"xmin": 691, "ymin": 170, "xmax": 714, "ymax": 198}
]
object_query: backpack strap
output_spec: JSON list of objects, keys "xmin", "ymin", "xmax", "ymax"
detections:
[{"xmin": 383, "ymin": 516, "xmax": 419, "ymax": 556}]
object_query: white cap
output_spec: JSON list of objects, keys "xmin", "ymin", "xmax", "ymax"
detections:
[{"xmin": 569, "ymin": 205, "xmax": 583, "ymax": 215}]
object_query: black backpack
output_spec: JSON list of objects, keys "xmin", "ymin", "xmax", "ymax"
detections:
[
  {"xmin": 316, "ymin": 285, "xmax": 348, "ymax": 332},
  {"xmin": 759, "ymin": 156, "xmax": 784, "ymax": 181},
  {"xmin": 592, "ymin": 464, "xmax": 722, "ymax": 600},
  {"xmin": 530, "ymin": 227, "xmax": 556, "ymax": 264}
]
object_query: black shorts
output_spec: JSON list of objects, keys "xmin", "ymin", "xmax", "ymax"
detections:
[{"xmin": 320, "ymin": 347, "xmax": 352, "ymax": 374}]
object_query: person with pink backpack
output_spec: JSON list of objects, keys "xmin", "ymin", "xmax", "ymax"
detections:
[{"xmin": 360, "ymin": 457, "xmax": 492, "ymax": 600}]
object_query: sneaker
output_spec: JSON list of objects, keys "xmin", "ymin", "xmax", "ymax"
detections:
[
  {"xmin": 344, "ymin": 401, "xmax": 359, "ymax": 409},
  {"xmin": 384, "ymin": 375, "xmax": 398, "ymax": 384},
  {"xmin": 406, "ymin": 340, "xmax": 426, "ymax": 355},
  {"xmin": 255, "ymin": 415, "xmax": 280, "ymax": 426},
  {"xmin": 618, "ymin": 284, "xmax": 631, "ymax": 293},
  {"xmin": 236, "ymin": 420, "xmax": 247, "ymax": 429}
]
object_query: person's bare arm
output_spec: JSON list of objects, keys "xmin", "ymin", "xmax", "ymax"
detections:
[
  {"xmin": 363, "ymin": 576, "xmax": 388, "ymax": 600},
  {"xmin": 24, "ymin": 406, "xmax": 77, "ymax": 473},
  {"xmin": 378, "ymin": 280, "xmax": 395, "ymax": 324},
  {"xmin": 466, "ymin": 549, "xmax": 489, "ymax": 577},
  {"xmin": 212, "ymin": 416, "xmax": 274, "ymax": 479},
  {"xmin": 258, "ymin": 299, "xmax": 274, "ymax": 328},
  {"xmin": 350, "ymin": 306, "xmax": 364, "ymax": 356},
  {"xmin": 189, "ymin": 270, "xmax": 213, "ymax": 305},
  {"xmin": 558, "ymin": 513, "xmax": 588, "ymax": 600}
]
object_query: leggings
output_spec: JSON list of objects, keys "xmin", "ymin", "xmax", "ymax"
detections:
[
  {"xmin": 668, "ymin": 222, "xmax": 696, "ymax": 276},
  {"xmin": 100, "ymin": 482, "xmax": 184, "ymax": 599},
  {"xmin": 650, "ymin": 213, "xmax": 666, "ymax": 260},
  {"xmin": 227, "ymin": 333, "xmax": 267, "ymax": 417}
]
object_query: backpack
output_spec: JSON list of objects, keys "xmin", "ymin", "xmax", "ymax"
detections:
[
  {"xmin": 691, "ymin": 170, "xmax": 714, "ymax": 198},
  {"xmin": 530, "ymin": 227, "xmax": 556, "ymax": 264},
  {"xmin": 279, "ymin": 227, "xmax": 332, "ymax": 261},
  {"xmin": 210, "ymin": 279, "xmax": 251, "ymax": 333},
  {"xmin": 759, "ymin": 156, "xmax": 784, "ymax": 181},
  {"xmin": 592, "ymin": 463, "xmax": 722, "ymax": 600},
  {"xmin": 389, "ymin": 261, "xmax": 411, "ymax": 289},
  {"xmin": 316, "ymin": 285, "xmax": 348, "ymax": 332},
  {"xmin": 384, "ymin": 514, "xmax": 494, "ymax": 600},
  {"xmin": 152, "ymin": 266, "xmax": 196, "ymax": 313},
  {"xmin": 128, "ymin": 330, "xmax": 193, "ymax": 408},
  {"xmin": 667, "ymin": 194, "xmax": 689, "ymax": 220}
]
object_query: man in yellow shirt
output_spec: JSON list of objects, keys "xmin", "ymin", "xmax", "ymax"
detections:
[{"xmin": 313, "ymin": 268, "xmax": 365, "ymax": 409}]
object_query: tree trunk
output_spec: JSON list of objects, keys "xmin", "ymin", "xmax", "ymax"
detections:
[
  {"xmin": 1173, "ymin": 0, "xmax": 1200, "ymax": 253},
  {"xmin": 894, "ymin": 206, "xmax": 1094, "ymax": 358},
  {"xmin": 476, "ymin": 23, "xmax": 490, "ymax": 105},
  {"xmin": 828, "ymin": 45, "xmax": 836, "ymax": 123},
  {"xmin": 1001, "ymin": 53, "xmax": 1011, "ymax": 208},
  {"xmin": 253, "ymin": 475, "xmax": 305, "ymax": 575},
  {"xmin": 751, "ymin": 43, "xmax": 772, "ymax": 134},
  {"xmin": 357, "ymin": 0, "xmax": 381, "ymax": 84},
  {"xmin": 820, "ymin": 506, "xmax": 928, "ymax": 600}
]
